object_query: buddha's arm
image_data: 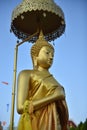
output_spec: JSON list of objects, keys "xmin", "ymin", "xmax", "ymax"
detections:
[
  {"xmin": 33, "ymin": 86, "xmax": 65, "ymax": 110},
  {"xmin": 17, "ymin": 70, "xmax": 31, "ymax": 114}
]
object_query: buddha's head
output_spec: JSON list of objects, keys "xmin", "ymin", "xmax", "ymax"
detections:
[{"xmin": 31, "ymin": 31, "xmax": 54, "ymax": 69}]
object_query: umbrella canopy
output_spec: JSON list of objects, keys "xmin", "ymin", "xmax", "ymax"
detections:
[{"xmin": 11, "ymin": 0, "xmax": 65, "ymax": 43}]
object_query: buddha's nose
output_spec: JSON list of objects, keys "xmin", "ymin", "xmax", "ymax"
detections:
[{"xmin": 49, "ymin": 54, "xmax": 53, "ymax": 60}]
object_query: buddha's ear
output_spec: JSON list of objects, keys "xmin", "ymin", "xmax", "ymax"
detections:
[{"xmin": 33, "ymin": 56, "xmax": 38, "ymax": 69}]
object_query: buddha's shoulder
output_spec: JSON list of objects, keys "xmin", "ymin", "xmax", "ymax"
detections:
[{"xmin": 18, "ymin": 69, "xmax": 37, "ymax": 77}]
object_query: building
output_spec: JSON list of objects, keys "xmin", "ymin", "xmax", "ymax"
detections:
[{"xmin": 68, "ymin": 120, "xmax": 77, "ymax": 128}]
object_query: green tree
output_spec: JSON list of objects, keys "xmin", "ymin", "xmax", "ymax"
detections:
[
  {"xmin": 78, "ymin": 121, "xmax": 83, "ymax": 130},
  {"xmin": 81, "ymin": 119, "xmax": 87, "ymax": 130}
]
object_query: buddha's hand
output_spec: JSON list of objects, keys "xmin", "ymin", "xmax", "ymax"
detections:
[
  {"xmin": 23, "ymin": 100, "xmax": 29, "ymax": 113},
  {"xmin": 23, "ymin": 100, "xmax": 34, "ymax": 114}
]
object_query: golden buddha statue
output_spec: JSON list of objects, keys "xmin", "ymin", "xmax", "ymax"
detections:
[{"xmin": 17, "ymin": 31, "xmax": 69, "ymax": 130}]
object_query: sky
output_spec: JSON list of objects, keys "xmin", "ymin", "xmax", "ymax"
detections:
[{"xmin": 0, "ymin": 0, "xmax": 87, "ymax": 128}]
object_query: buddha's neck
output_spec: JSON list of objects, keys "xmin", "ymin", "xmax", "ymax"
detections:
[{"xmin": 37, "ymin": 66, "xmax": 49, "ymax": 72}]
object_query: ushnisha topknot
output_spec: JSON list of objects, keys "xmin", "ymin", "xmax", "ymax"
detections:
[{"xmin": 31, "ymin": 30, "xmax": 54, "ymax": 63}]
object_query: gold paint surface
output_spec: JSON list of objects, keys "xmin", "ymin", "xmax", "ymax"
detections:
[{"xmin": 17, "ymin": 32, "xmax": 69, "ymax": 130}]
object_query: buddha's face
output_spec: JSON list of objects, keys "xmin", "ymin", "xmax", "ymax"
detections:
[{"xmin": 36, "ymin": 46, "xmax": 54, "ymax": 69}]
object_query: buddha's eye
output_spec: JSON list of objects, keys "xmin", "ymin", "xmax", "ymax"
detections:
[{"xmin": 46, "ymin": 51, "xmax": 49, "ymax": 54}]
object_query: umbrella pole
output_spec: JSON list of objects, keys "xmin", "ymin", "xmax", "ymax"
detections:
[{"xmin": 10, "ymin": 45, "xmax": 18, "ymax": 130}]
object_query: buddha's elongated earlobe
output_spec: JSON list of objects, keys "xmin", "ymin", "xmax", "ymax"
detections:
[{"xmin": 33, "ymin": 57, "xmax": 38, "ymax": 70}]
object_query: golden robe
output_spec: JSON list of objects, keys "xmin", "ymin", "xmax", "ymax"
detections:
[{"xmin": 17, "ymin": 70, "xmax": 68, "ymax": 130}]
